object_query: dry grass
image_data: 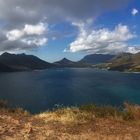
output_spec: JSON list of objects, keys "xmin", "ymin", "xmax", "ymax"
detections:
[
  {"xmin": 0, "ymin": 100, "xmax": 31, "ymax": 117},
  {"xmin": 123, "ymin": 102, "xmax": 140, "ymax": 120},
  {"xmin": 37, "ymin": 102, "xmax": 140, "ymax": 124},
  {"xmin": 1, "ymin": 100, "xmax": 140, "ymax": 122},
  {"xmin": 9, "ymin": 107, "xmax": 31, "ymax": 116},
  {"xmin": 1, "ymin": 101, "xmax": 140, "ymax": 139},
  {"xmin": 37, "ymin": 107, "xmax": 95, "ymax": 124}
]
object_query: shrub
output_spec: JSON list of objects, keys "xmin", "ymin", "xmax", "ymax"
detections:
[
  {"xmin": 9, "ymin": 107, "xmax": 31, "ymax": 116},
  {"xmin": 54, "ymin": 107, "xmax": 94, "ymax": 123},
  {"xmin": 80, "ymin": 104, "xmax": 120, "ymax": 118},
  {"xmin": 0, "ymin": 100, "xmax": 8, "ymax": 108},
  {"xmin": 123, "ymin": 102, "xmax": 140, "ymax": 120}
]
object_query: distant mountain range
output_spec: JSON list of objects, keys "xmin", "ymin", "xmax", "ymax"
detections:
[
  {"xmin": 0, "ymin": 52, "xmax": 140, "ymax": 72},
  {"xmin": 54, "ymin": 54, "xmax": 115, "ymax": 68},
  {"xmin": 54, "ymin": 58, "xmax": 91, "ymax": 68}
]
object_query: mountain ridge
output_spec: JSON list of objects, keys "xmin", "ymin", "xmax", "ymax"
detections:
[
  {"xmin": 0, "ymin": 52, "xmax": 53, "ymax": 72},
  {"xmin": 100, "ymin": 52, "xmax": 140, "ymax": 72},
  {"xmin": 79, "ymin": 54, "xmax": 115, "ymax": 64},
  {"xmin": 1, "ymin": 52, "xmax": 140, "ymax": 72},
  {"xmin": 54, "ymin": 58, "xmax": 78, "ymax": 67}
]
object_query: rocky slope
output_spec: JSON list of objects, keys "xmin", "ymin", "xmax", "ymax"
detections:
[{"xmin": 103, "ymin": 52, "xmax": 140, "ymax": 72}]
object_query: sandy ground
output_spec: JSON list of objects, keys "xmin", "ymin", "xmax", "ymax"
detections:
[{"xmin": 0, "ymin": 108, "xmax": 140, "ymax": 140}]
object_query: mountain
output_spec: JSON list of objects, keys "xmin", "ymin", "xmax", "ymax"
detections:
[
  {"xmin": 103, "ymin": 52, "xmax": 140, "ymax": 72},
  {"xmin": 0, "ymin": 63, "xmax": 17, "ymax": 72},
  {"xmin": 0, "ymin": 52, "xmax": 53, "ymax": 71},
  {"xmin": 54, "ymin": 54, "xmax": 116, "ymax": 68},
  {"xmin": 79, "ymin": 54, "xmax": 115, "ymax": 64},
  {"xmin": 54, "ymin": 58, "xmax": 78, "ymax": 67},
  {"xmin": 2, "ymin": 52, "xmax": 140, "ymax": 72}
]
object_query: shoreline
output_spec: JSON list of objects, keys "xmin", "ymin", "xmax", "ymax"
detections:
[{"xmin": 1, "ymin": 66, "xmax": 140, "ymax": 74}]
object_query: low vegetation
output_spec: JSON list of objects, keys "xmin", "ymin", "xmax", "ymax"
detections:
[
  {"xmin": 37, "ymin": 102, "xmax": 140, "ymax": 124},
  {"xmin": 1, "ymin": 100, "xmax": 140, "ymax": 139}
]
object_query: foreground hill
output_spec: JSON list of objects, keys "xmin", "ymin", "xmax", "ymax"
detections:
[
  {"xmin": 79, "ymin": 54, "xmax": 115, "ymax": 64},
  {"xmin": 0, "ymin": 52, "xmax": 53, "ymax": 71},
  {"xmin": 0, "ymin": 102, "xmax": 140, "ymax": 140},
  {"xmin": 103, "ymin": 52, "xmax": 140, "ymax": 72}
]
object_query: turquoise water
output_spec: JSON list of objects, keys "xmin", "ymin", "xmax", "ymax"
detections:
[{"xmin": 0, "ymin": 68, "xmax": 140, "ymax": 113}]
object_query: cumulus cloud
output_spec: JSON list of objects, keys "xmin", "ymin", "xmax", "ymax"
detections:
[
  {"xmin": 66, "ymin": 23, "xmax": 136, "ymax": 54},
  {"xmin": 131, "ymin": 8, "xmax": 138, "ymax": 16},
  {"xmin": 6, "ymin": 22, "xmax": 46, "ymax": 41},
  {"xmin": 22, "ymin": 38, "xmax": 48, "ymax": 46},
  {"xmin": 6, "ymin": 29, "xmax": 24, "ymax": 41},
  {"xmin": 127, "ymin": 46, "xmax": 140, "ymax": 53},
  {"xmin": 24, "ymin": 23, "xmax": 46, "ymax": 35},
  {"xmin": 0, "ymin": 0, "xmax": 132, "ymax": 52},
  {"xmin": 3, "ymin": 22, "xmax": 48, "ymax": 52}
]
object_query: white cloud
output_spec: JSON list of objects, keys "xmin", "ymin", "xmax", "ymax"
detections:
[
  {"xmin": 6, "ymin": 22, "xmax": 47, "ymax": 41},
  {"xmin": 22, "ymin": 38, "xmax": 48, "ymax": 46},
  {"xmin": 24, "ymin": 23, "xmax": 46, "ymax": 35},
  {"xmin": 131, "ymin": 8, "xmax": 138, "ymax": 16},
  {"xmin": 6, "ymin": 29, "xmax": 24, "ymax": 41},
  {"xmin": 67, "ymin": 23, "xmax": 136, "ymax": 54},
  {"xmin": 0, "ymin": 0, "xmax": 132, "ymax": 52},
  {"xmin": 0, "ymin": 0, "xmax": 133, "ymax": 52},
  {"xmin": 126, "ymin": 46, "xmax": 140, "ymax": 54},
  {"xmin": 6, "ymin": 22, "xmax": 47, "ymax": 47}
]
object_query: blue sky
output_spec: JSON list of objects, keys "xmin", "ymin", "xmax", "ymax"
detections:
[{"xmin": 0, "ymin": 0, "xmax": 140, "ymax": 62}]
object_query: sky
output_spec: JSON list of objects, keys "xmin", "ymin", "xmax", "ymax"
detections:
[{"xmin": 0, "ymin": 0, "xmax": 140, "ymax": 62}]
